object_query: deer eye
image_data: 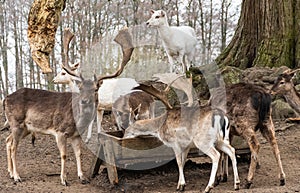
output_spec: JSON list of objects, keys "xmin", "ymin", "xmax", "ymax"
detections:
[
  {"xmin": 280, "ymin": 81, "xmax": 285, "ymax": 85},
  {"xmin": 155, "ymin": 16, "xmax": 160, "ymax": 19},
  {"xmin": 62, "ymin": 72, "xmax": 66, "ymax": 75}
]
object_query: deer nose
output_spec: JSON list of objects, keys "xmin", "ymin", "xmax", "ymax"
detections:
[
  {"xmin": 81, "ymin": 99, "xmax": 91, "ymax": 105},
  {"xmin": 146, "ymin": 22, "xmax": 149, "ymax": 26}
]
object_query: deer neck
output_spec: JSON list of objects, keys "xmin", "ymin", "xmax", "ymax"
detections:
[
  {"xmin": 72, "ymin": 95, "xmax": 96, "ymax": 136},
  {"xmin": 284, "ymin": 88, "xmax": 300, "ymax": 114},
  {"xmin": 69, "ymin": 81, "xmax": 79, "ymax": 92},
  {"xmin": 157, "ymin": 25, "xmax": 172, "ymax": 42}
]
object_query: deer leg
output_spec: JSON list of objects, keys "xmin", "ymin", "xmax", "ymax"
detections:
[
  {"xmin": 174, "ymin": 148, "xmax": 188, "ymax": 191},
  {"xmin": 242, "ymin": 130, "xmax": 260, "ymax": 189},
  {"xmin": 215, "ymin": 153, "xmax": 228, "ymax": 186},
  {"xmin": 6, "ymin": 134, "xmax": 13, "ymax": 178},
  {"xmin": 70, "ymin": 136, "xmax": 89, "ymax": 184},
  {"xmin": 56, "ymin": 134, "xmax": 68, "ymax": 186},
  {"xmin": 166, "ymin": 51, "xmax": 175, "ymax": 73},
  {"xmin": 178, "ymin": 52, "xmax": 187, "ymax": 73},
  {"xmin": 217, "ymin": 141, "xmax": 240, "ymax": 190},
  {"xmin": 9, "ymin": 125, "xmax": 30, "ymax": 183},
  {"xmin": 85, "ymin": 120, "xmax": 94, "ymax": 144},
  {"xmin": 96, "ymin": 109, "xmax": 104, "ymax": 143},
  {"xmin": 187, "ymin": 49, "xmax": 195, "ymax": 68},
  {"xmin": 200, "ymin": 147, "xmax": 220, "ymax": 193},
  {"xmin": 260, "ymin": 120, "xmax": 285, "ymax": 186}
]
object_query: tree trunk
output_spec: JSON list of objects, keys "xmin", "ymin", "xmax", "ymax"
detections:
[
  {"xmin": 216, "ymin": 0, "xmax": 300, "ymax": 69},
  {"xmin": 27, "ymin": 0, "xmax": 66, "ymax": 74}
]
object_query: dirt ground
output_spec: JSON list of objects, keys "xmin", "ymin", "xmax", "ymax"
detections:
[{"xmin": 0, "ymin": 112, "xmax": 299, "ymax": 193}]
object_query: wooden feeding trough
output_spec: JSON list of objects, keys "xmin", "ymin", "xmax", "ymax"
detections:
[{"xmin": 90, "ymin": 130, "xmax": 250, "ymax": 184}]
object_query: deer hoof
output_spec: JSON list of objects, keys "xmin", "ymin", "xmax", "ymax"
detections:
[
  {"xmin": 61, "ymin": 180, "xmax": 68, "ymax": 186},
  {"xmin": 244, "ymin": 181, "xmax": 252, "ymax": 189},
  {"xmin": 234, "ymin": 183, "xmax": 240, "ymax": 190},
  {"xmin": 84, "ymin": 138, "xmax": 90, "ymax": 144},
  {"xmin": 176, "ymin": 184, "xmax": 185, "ymax": 192},
  {"xmin": 204, "ymin": 186, "xmax": 213, "ymax": 193},
  {"xmin": 280, "ymin": 179, "xmax": 285, "ymax": 186},
  {"xmin": 79, "ymin": 176, "xmax": 90, "ymax": 184},
  {"xmin": 13, "ymin": 177, "xmax": 22, "ymax": 184}
]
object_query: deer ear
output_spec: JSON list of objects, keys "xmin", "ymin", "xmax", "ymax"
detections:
[
  {"xmin": 73, "ymin": 62, "xmax": 80, "ymax": 69},
  {"xmin": 150, "ymin": 9, "xmax": 155, "ymax": 14},
  {"xmin": 161, "ymin": 10, "xmax": 165, "ymax": 17}
]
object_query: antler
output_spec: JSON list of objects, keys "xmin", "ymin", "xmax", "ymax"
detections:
[
  {"xmin": 283, "ymin": 68, "xmax": 300, "ymax": 75},
  {"xmin": 96, "ymin": 28, "xmax": 134, "ymax": 83},
  {"xmin": 152, "ymin": 73, "xmax": 194, "ymax": 106},
  {"xmin": 62, "ymin": 28, "xmax": 78, "ymax": 74},
  {"xmin": 134, "ymin": 83, "xmax": 173, "ymax": 110}
]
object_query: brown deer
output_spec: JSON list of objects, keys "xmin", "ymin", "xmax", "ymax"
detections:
[
  {"xmin": 271, "ymin": 68, "xmax": 300, "ymax": 119},
  {"xmin": 123, "ymin": 84, "xmax": 240, "ymax": 193},
  {"xmin": 112, "ymin": 91, "xmax": 155, "ymax": 130},
  {"xmin": 210, "ymin": 82, "xmax": 286, "ymax": 189},
  {"xmin": 4, "ymin": 28, "xmax": 133, "ymax": 186}
]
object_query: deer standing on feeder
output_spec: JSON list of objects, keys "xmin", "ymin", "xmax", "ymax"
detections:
[{"xmin": 146, "ymin": 10, "xmax": 197, "ymax": 73}]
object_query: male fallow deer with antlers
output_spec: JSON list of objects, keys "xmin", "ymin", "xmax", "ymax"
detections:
[
  {"xmin": 123, "ymin": 83, "xmax": 240, "ymax": 193},
  {"xmin": 4, "ymin": 28, "xmax": 133, "ymax": 186}
]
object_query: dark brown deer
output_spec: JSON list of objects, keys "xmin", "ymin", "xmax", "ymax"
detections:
[
  {"xmin": 123, "ymin": 84, "xmax": 240, "ymax": 193},
  {"xmin": 112, "ymin": 91, "xmax": 155, "ymax": 130},
  {"xmin": 210, "ymin": 82, "xmax": 286, "ymax": 189},
  {"xmin": 4, "ymin": 28, "xmax": 133, "ymax": 186},
  {"xmin": 271, "ymin": 68, "xmax": 300, "ymax": 119}
]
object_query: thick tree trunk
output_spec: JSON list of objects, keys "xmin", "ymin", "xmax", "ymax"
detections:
[{"xmin": 216, "ymin": 0, "xmax": 300, "ymax": 69}]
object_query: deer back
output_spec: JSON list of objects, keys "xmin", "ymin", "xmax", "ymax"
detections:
[{"xmin": 4, "ymin": 80, "xmax": 97, "ymax": 137}]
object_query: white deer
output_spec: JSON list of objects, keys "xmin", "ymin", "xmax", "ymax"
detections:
[{"xmin": 146, "ymin": 9, "xmax": 197, "ymax": 73}]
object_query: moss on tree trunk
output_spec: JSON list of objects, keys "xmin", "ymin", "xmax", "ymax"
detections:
[{"xmin": 217, "ymin": 0, "xmax": 300, "ymax": 69}]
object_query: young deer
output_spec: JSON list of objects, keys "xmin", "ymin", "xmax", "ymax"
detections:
[
  {"xmin": 146, "ymin": 10, "xmax": 197, "ymax": 73},
  {"xmin": 112, "ymin": 90, "xmax": 155, "ymax": 130},
  {"xmin": 271, "ymin": 68, "xmax": 300, "ymax": 118},
  {"xmin": 210, "ymin": 82, "xmax": 286, "ymax": 188},
  {"xmin": 4, "ymin": 28, "xmax": 133, "ymax": 186},
  {"xmin": 123, "ymin": 84, "xmax": 240, "ymax": 193}
]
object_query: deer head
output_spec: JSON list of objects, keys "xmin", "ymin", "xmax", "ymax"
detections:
[
  {"xmin": 270, "ymin": 68, "xmax": 300, "ymax": 95},
  {"xmin": 61, "ymin": 28, "xmax": 134, "ymax": 90}
]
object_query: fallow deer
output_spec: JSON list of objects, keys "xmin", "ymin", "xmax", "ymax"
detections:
[
  {"xmin": 210, "ymin": 82, "xmax": 286, "ymax": 188},
  {"xmin": 123, "ymin": 83, "xmax": 240, "ymax": 193},
  {"xmin": 112, "ymin": 90, "xmax": 155, "ymax": 130},
  {"xmin": 4, "ymin": 28, "xmax": 133, "ymax": 186},
  {"xmin": 271, "ymin": 68, "xmax": 300, "ymax": 120},
  {"xmin": 146, "ymin": 10, "xmax": 197, "ymax": 73}
]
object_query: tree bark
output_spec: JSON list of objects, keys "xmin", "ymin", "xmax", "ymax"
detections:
[
  {"xmin": 27, "ymin": 0, "xmax": 66, "ymax": 74},
  {"xmin": 216, "ymin": 0, "xmax": 300, "ymax": 69}
]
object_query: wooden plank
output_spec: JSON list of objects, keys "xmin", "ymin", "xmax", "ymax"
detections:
[
  {"xmin": 103, "ymin": 138, "xmax": 118, "ymax": 184},
  {"xmin": 89, "ymin": 144, "xmax": 103, "ymax": 178}
]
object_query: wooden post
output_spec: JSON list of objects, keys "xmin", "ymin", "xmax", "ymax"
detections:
[
  {"xmin": 89, "ymin": 143, "xmax": 103, "ymax": 178},
  {"xmin": 103, "ymin": 137, "xmax": 118, "ymax": 184}
]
